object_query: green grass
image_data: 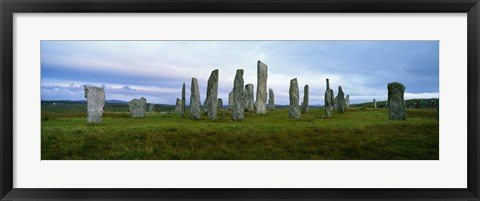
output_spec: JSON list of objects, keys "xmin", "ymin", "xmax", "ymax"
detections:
[{"xmin": 41, "ymin": 107, "xmax": 438, "ymax": 160}]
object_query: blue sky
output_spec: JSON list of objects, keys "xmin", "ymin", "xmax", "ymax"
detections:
[{"xmin": 41, "ymin": 41, "xmax": 439, "ymax": 105}]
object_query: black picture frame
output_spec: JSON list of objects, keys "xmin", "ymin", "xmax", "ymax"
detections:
[{"xmin": 1, "ymin": 0, "xmax": 479, "ymax": 200}]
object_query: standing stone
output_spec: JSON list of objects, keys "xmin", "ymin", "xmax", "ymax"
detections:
[
  {"xmin": 228, "ymin": 91, "xmax": 234, "ymax": 110},
  {"xmin": 232, "ymin": 69, "xmax": 245, "ymax": 121},
  {"xmin": 324, "ymin": 79, "xmax": 333, "ymax": 117},
  {"xmin": 336, "ymin": 86, "xmax": 345, "ymax": 113},
  {"xmin": 205, "ymin": 69, "xmax": 219, "ymax": 120},
  {"xmin": 268, "ymin": 88, "xmax": 275, "ymax": 111},
  {"xmin": 345, "ymin": 95, "xmax": 350, "ymax": 109},
  {"xmin": 84, "ymin": 86, "xmax": 105, "ymax": 124},
  {"xmin": 255, "ymin": 60, "xmax": 268, "ymax": 114},
  {"xmin": 149, "ymin": 103, "xmax": 155, "ymax": 112},
  {"xmin": 203, "ymin": 98, "xmax": 209, "ymax": 115},
  {"xmin": 175, "ymin": 98, "xmax": 181, "ymax": 114},
  {"xmin": 387, "ymin": 82, "xmax": 407, "ymax": 120},
  {"xmin": 289, "ymin": 78, "xmax": 301, "ymax": 119},
  {"xmin": 217, "ymin": 98, "xmax": 223, "ymax": 112},
  {"xmin": 329, "ymin": 89, "xmax": 335, "ymax": 112},
  {"xmin": 244, "ymin": 84, "xmax": 255, "ymax": 112},
  {"xmin": 374, "ymin": 98, "xmax": 377, "ymax": 108},
  {"xmin": 301, "ymin": 85, "xmax": 309, "ymax": 113},
  {"xmin": 129, "ymin": 97, "xmax": 147, "ymax": 118},
  {"xmin": 189, "ymin": 78, "xmax": 201, "ymax": 120},
  {"xmin": 181, "ymin": 83, "xmax": 186, "ymax": 118}
]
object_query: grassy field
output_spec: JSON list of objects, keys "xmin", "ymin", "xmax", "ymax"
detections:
[{"xmin": 41, "ymin": 102, "xmax": 439, "ymax": 160}]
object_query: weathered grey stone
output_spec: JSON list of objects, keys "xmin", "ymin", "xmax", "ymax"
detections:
[
  {"xmin": 289, "ymin": 78, "xmax": 301, "ymax": 119},
  {"xmin": 129, "ymin": 97, "xmax": 147, "ymax": 118},
  {"xmin": 268, "ymin": 88, "xmax": 275, "ymax": 111},
  {"xmin": 345, "ymin": 95, "xmax": 350, "ymax": 109},
  {"xmin": 329, "ymin": 88, "xmax": 335, "ymax": 113},
  {"xmin": 387, "ymin": 82, "xmax": 407, "ymax": 120},
  {"xmin": 203, "ymin": 98, "xmax": 208, "ymax": 114},
  {"xmin": 255, "ymin": 60, "xmax": 268, "ymax": 114},
  {"xmin": 189, "ymin": 78, "xmax": 202, "ymax": 120},
  {"xmin": 232, "ymin": 69, "xmax": 245, "ymax": 121},
  {"xmin": 204, "ymin": 69, "xmax": 219, "ymax": 120},
  {"xmin": 84, "ymin": 86, "xmax": 105, "ymax": 124},
  {"xmin": 228, "ymin": 91, "xmax": 233, "ymax": 110},
  {"xmin": 324, "ymin": 79, "xmax": 333, "ymax": 118},
  {"xmin": 244, "ymin": 84, "xmax": 254, "ymax": 112},
  {"xmin": 175, "ymin": 98, "xmax": 181, "ymax": 114},
  {"xmin": 181, "ymin": 83, "xmax": 186, "ymax": 118},
  {"xmin": 336, "ymin": 86, "xmax": 345, "ymax": 113},
  {"xmin": 217, "ymin": 98, "xmax": 223, "ymax": 112},
  {"xmin": 301, "ymin": 85, "xmax": 309, "ymax": 114},
  {"xmin": 149, "ymin": 103, "xmax": 155, "ymax": 112},
  {"xmin": 374, "ymin": 98, "xmax": 377, "ymax": 108}
]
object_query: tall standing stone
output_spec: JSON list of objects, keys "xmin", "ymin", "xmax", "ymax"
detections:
[
  {"xmin": 217, "ymin": 98, "xmax": 223, "ymax": 112},
  {"xmin": 232, "ymin": 69, "xmax": 245, "ymax": 121},
  {"xmin": 329, "ymin": 89, "xmax": 335, "ymax": 112},
  {"xmin": 336, "ymin": 86, "xmax": 345, "ymax": 113},
  {"xmin": 203, "ymin": 69, "xmax": 219, "ymax": 120},
  {"xmin": 387, "ymin": 82, "xmax": 407, "ymax": 120},
  {"xmin": 268, "ymin": 88, "xmax": 275, "ymax": 111},
  {"xmin": 84, "ymin": 86, "xmax": 105, "ymax": 124},
  {"xmin": 345, "ymin": 95, "xmax": 350, "ymax": 109},
  {"xmin": 181, "ymin": 83, "xmax": 186, "ymax": 118},
  {"xmin": 189, "ymin": 78, "xmax": 201, "ymax": 120},
  {"xmin": 289, "ymin": 78, "xmax": 301, "ymax": 119},
  {"xmin": 209, "ymin": 70, "xmax": 219, "ymax": 119},
  {"xmin": 374, "ymin": 98, "xmax": 377, "ymax": 108},
  {"xmin": 324, "ymin": 79, "xmax": 333, "ymax": 117},
  {"xmin": 244, "ymin": 84, "xmax": 255, "ymax": 112},
  {"xmin": 149, "ymin": 103, "xmax": 155, "ymax": 112},
  {"xmin": 228, "ymin": 91, "xmax": 234, "ymax": 110},
  {"xmin": 129, "ymin": 97, "xmax": 147, "ymax": 118},
  {"xmin": 255, "ymin": 60, "xmax": 268, "ymax": 114},
  {"xmin": 203, "ymin": 98, "xmax": 209, "ymax": 115},
  {"xmin": 175, "ymin": 98, "xmax": 181, "ymax": 114},
  {"xmin": 301, "ymin": 85, "xmax": 309, "ymax": 113}
]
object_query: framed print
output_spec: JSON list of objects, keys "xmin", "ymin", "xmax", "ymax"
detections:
[{"xmin": 1, "ymin": 0, "xmax": 479, "ymax": 200}]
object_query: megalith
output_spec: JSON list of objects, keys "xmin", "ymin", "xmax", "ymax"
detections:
[
  {"xmin": 301, "ymin": 84, "xmax": 309, "ymax": 114},
  {"xmin": 329, "ymin": 89, "xmax": 335, "ymax": 112},
  {"xmin": 244, "ymin": 83, "xmax": 255, "ymax": 112},
  {"xmin": 181, "ymin": 82, "xmax": 186, "ymax": 118},
  {"xmin": 268, "ymin": 88, "xmax": 275, "ymax": 111},
  {"xmin": 289, "ymin": 78, "xmax": 301, "ymax": 119},
  {"xmin": 129, "ymin": 97, "xmax": 147, "ymax": 118},
  {"xmin": 345, "ymin": 95, "xmax": 350, "ymax": 109},
  {"xmin": 205, "ymin": 69, "xmax": 219, "ymax": 120},
  {"xmin": 84, "ymin": 86, "xmax": 105, "ymax": 124},
  {"xmin": 255, "ymin": 61, "xmax": 268, "ymax": 114},
  {"xmin": 217, "ymin": 98, "xmax": 223, "ymax": 112},
  {"xmin": 336, "ymin": 86, "xmax": 345, "ymax": 113},
  {"xmin": 175, "ymin": 98, "xmax": 181, "ymax": 114},
  {"xmin": 387, "ymin": 82, "xmax": 407, "ymax": 120},
  {"xmin": 324, "ymin": 79, "xmax": 333, "ymax": 117},
  {"xmin": 189, "ymin": 78, "xmax": 202, "ymax": 120},
  {"xmin": 228, "ymin": 91, "xmax": 233, "ymax": 110},
  {"xmin": 232, "ymin": 69, "xmax": 245, "ymax": 121}
]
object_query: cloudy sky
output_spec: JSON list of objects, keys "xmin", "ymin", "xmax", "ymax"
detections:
[{"xmin": 41, "ymin": 40, "xmax": 439, "ymax": 105}]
